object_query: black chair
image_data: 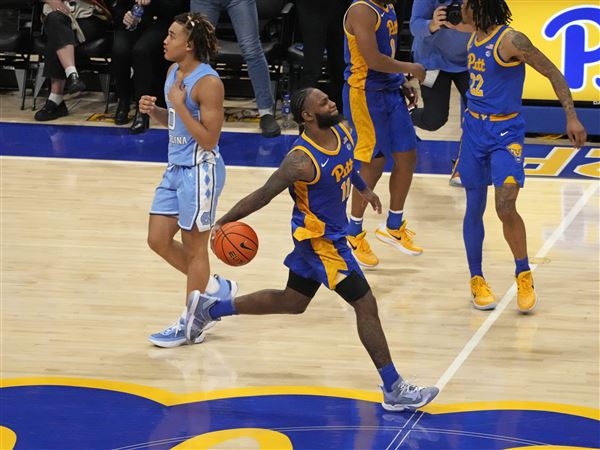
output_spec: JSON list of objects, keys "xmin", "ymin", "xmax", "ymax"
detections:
[
  {"xmin": 30, "ymin": 11, "xmax": 113, "ymax": 112},
  {"xmin": 0, "ymin": 0, "xmax": 36, "ymax": 110},
  {"xmin": 213, "ymin": 0, "xmax": 294, "ymax": 104}
]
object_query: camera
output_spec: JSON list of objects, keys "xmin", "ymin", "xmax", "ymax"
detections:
[{"xmin": 442, "ymin": 0, "xmax": 463, "ymax": 26}]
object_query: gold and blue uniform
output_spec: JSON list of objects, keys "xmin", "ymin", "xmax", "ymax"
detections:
[
  {"xmin": 283, "ymin": 123, "xmax": 364, "ymax": 289},
  {"xmin": 457, "ymin": 25, "xmax": 527, "ymax": 188},
  {"xmin": 342, "ymin": 0, "xmax": 417, "ymax": 162}
]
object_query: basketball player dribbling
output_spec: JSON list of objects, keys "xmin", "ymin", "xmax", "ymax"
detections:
[
  {"xmin": 139, "ymin": 13, "xmax": 236, "ymax": 348},
  {"xmin": 184, "ymin": 88, "xmax": 440, "ymax": 412}
]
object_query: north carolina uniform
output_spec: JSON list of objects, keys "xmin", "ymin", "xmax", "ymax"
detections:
[
  {"xmin": 342, "ymin": 0, "xmax": 417, "ymax": 162},
  {"xmin": 457, "ymin": 25, "xmax": 527, "ymax": 188},
  {"xmin": 283, "ymin": 123, "xmax": 364, "ymax": 289},
  {"xmin": 150, "ymin": 63, "xmax": 226, "ymax": 231}
]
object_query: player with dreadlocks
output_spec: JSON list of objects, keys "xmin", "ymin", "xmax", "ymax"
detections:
[
  {"xmin": 448, "ymin": 0, "xmax": 587, "ymax": 312},
  {"xmin": 184, "ymin": 87, "xmax": 439, "ymax": 412},
  {"xmin": 139, "ymin": 13, "xmax": 237, "ymax": 347}
]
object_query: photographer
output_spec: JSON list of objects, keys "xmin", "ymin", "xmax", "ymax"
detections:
[{"xmin": 410, "ymin": 0, "xmax": 470, "ymax": 185}]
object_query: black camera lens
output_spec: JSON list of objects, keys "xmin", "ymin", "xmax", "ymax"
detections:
[{"xmin": 446, "ymin": 2, "xmax": 462, "ymax": 25}]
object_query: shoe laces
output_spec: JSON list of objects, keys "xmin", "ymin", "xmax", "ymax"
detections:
[
  {"xmin": 472, "ymin": 277, "xmax": 492, "ymax": 296},
  {"xmin": 356, "ymin": 232, "xmax": 374, "ymax": 254},
  {"xmin": 517, "ymin": 273, "xmax": 533, "ymax": 292},
  {"xmin": 161, "ymin": 319, "xmax": 183, "ymax": 336},
  {"xmin": 391, "ymin": 224, "xmax": 415, "ymax": 243},
  {"xmin": 397, "ymin": 381, "xmax": 420, "ymax": 399}
]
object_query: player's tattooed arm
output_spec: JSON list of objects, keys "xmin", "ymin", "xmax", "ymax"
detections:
[
  {"xmin": 502, "ymin": 30, "xmax": 587, "ymax": 147},
  {"xmin": 216, "ymin": 150, "xmax": 316, "ymax": 225},
  {"xmin": 504, "ymin": 30, "xmax": 575, "ymax": 117}
]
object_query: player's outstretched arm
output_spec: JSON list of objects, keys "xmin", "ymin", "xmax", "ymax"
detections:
[
  {"xmin": 216, "ymin": 150, "xmax": 316, "ymax": 226},
  {"xmin": 503, "ymin": 30, "xmax": 587, "ymax": 148}
]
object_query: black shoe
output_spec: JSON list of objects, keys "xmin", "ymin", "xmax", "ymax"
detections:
[
  {"xmin": 34, "ymin": 99, "xmax": 68, "ymax": 121},
  {"xmin": 64, "ymin": 73, "xmax": 86, "ymax": 95},
  {"xmin": 130, "ymin": 108, "xmax": 149, "ymax": 134},
  {"xmin": 259, "ymin": 114, "xmax": 281, "ymax": 137},
  {"xmin": 115, "ymin": 99, "xmax": 131, "ymax": 125}
]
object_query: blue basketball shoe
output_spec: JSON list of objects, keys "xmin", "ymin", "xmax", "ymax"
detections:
[
  {"xmin": 149, "ymin": 275, "xmax": 237, "ymax": 348},
  {"xmin": 381, "ymin": 379, "xmax": 439, "ymax": 412},
  {"xmin": 185, "ymin": 275, "xmax": 238, "ymax": 343}
]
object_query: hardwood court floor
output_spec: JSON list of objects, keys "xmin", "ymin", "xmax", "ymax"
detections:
[{"xmin": 2, "ymin": 156, "xmax": 598, "ymax": 411}]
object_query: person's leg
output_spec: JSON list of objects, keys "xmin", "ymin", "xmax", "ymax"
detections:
[
  {"xmin": 181, "ymin": 226, "xmax": 211, "ymax": 296},
  {"xmin": 448, "ymin": 71, "xmax": 470, "ymax": 186},
  {"xmin": 147, "ymin": 214, "xmax": 187, "ymax": 274},
  {"xmin": 335, "ymin": 273, "xmax": 439, "ymax": 411},
  {"xmin": 296, "ymin": 0, "xmax": 327, "ymax": 89},
  {"xmin": 190, "ymin": 0, "xmax": 222, "ymax": 26},
  {"xmin": 374, "ymin": 91, "xmax": 422, "ymax": 255},
  {"xmin": 111, "ymin": 27, "xmax": 135, "ymax": 124},
  {"xmin": 410, "ymin": 70, "xmax": 452, "ymax": 131},
  {"xmin": 226, "ymin": 0, "xmax": 280, "ymax": 136}
]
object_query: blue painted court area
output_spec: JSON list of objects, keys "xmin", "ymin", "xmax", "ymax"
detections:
[
  {"xmin": 1, "ymin": 381, "xmax": 599, "ymax": 450},
  {"xmin": 1, "ymin": 122, "xmax": 598, "ymax": 179}
]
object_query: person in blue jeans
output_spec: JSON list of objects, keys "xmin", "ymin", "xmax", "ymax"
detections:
[
  {"xmin": 410, "ymin": 0, "xmax": 471, "ymax": 186},
  {"xmin": 191, "ymin": 0, "xmax": 281, "ymax": 137}
]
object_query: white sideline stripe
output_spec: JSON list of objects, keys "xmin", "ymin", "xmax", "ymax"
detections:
[
  {"xmin": 435, "ymin": 181, "xmax": 599, "ymax": 393},
  {"xmin": 1, "ymin": 156, "xmax": 597, "ymax": 184}
]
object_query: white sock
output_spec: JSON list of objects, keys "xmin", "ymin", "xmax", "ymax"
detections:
[
  {"xmin": 389, "ymin": 209, "xmax": 403, "ymax": 214},
  {"xmin": 205, "ymin": 275, "xmax": 220, "ymax": 295},
  {"xmin": 65, "ymin": 66, "xmax": 77, "ymax": 78},
  {"xmin": 258, "ymin": 108, "xmax": 272, "ymax": 117},
  {"xmin": 48, "ymin": 92, "xmax": 63, "ymax": 105},
  {"xmin": 349, "ymin": 215, "xmax": 364, "ymax": 223}
]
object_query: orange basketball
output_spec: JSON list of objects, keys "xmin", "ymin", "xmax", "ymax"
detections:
[{"xmin": 212, "ymin": 221, "xmax": 259, "ymax": 266}]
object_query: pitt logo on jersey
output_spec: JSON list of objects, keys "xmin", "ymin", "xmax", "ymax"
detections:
[
  {"xmin": 468, "ymin": 53, "xmax": 486, "ymax": 72},
  {"xmin": 507, "ymin": 143, "xmax": 523, "ymax": 163},
  {"xmin": 331, "ymin": 159, "xmax": 354, "ymax": 183}
]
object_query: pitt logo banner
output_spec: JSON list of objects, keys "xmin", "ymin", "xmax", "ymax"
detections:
[{"xmin": 508, "ymin": 1, "xmax": 600, "ymax": 103}]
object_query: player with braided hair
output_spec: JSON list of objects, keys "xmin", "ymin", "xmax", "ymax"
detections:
[
  {"xmin": 139, "ymin": 13, "xmax": 237, "ymax": 347},
  {"xmin": 448, "ymin": 0, "xmax": 587, "ymax": 312}
]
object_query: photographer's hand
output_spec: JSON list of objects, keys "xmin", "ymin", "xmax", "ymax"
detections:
[{"xmin": 429, "ymin": 5, "xmax": 447, "ymax": 33}]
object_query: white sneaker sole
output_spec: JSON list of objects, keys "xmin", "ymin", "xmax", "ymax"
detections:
[
  {"xmin": 381, "ymin": 391, "xmax": 439, "ymax": 412},
  {"xmin": 148, "ymin": 332, "xmax": 205, "ymax": 348},
  {"xmin": 375, "ymin": 226, "xmax": 422, "ymax": 256},
  {"xmin": 472, "ymin": 299, "xmax": 497, "ymax": 311}
]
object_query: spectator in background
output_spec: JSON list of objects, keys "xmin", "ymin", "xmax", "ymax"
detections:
[
  {"xmin": 111, "ymin": 0, "xmax": 189, "ymax": 134},
  {"xmin": 409, "ymin": 0, "xmax": 470, "ymax": 186},
  {"xmin": 295, "ymin": 0, "xmax": 348, "ymax": 110},
  {"xmin": 190, "ymin": 0, "xmax": 281, "ymax": 137},
  {"xmin": 35, "ymin": 0, "xmax": 112, "ymax": 121}
]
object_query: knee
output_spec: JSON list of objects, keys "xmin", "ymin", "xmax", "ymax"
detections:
[
  {"xmin": 238, "ymin": 38, "xmax": 265, "ymax": 62},
  {"xmin": 352, "ymin": 291, "xmax": 379, "ymax": 316},
  {"xmin": 147, "ymin": 233, "xmax": 167, "ymax": 256},
  {"xmin": 44, "ymin": 11, "xmax": 70, "ymax": 31},
  {"xmin": 285, "ymin": 297, "xmax": 309, "ymax": 314},
  {"xmin": 280, "ymin": 290, "xmax": 310, "ymax": 314},
  {"xmin": 495, "ymin": 200, "xmax": 517, "ymax": 222}
]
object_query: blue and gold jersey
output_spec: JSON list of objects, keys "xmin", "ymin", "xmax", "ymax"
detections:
[
  {"xmin": 466, "ymin": 25, "xmax": 525, "ymax": 115},
  {"xmin": 288, "ymin": 123, "xmax": 356, "ymax": 242},
  {"xmin": 164, "ymin": 62, "xmax": 220, "ymax": 167},
  {"xmin": 344, "ymin": 0, "xmax": 403, "ymax": 90}
]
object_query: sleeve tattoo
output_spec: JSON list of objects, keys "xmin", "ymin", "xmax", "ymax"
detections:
[
  {"xmin": 218, "ymin": 150, "xmax": 316, "ymax": 224},
  {"xmin": 509, "ymin": 30, "xmax": 576, "ymax": 117}
]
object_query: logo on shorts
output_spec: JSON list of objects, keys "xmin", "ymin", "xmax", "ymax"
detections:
[
  {"xmin": 201, "ymin": 212, "xmax": 211, "ymax": 225},
  {"xmin": 507, "ymin": 143, "xmax": 523, "ymax": 163}
]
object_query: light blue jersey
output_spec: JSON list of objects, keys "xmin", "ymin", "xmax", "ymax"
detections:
[
  {"xmin": 165, "ymin": 62, "xmax": 220, "ymax": 166},
  {"xmin": 150, "ymin": 62, "xmax": 226, "ymax": 232}
]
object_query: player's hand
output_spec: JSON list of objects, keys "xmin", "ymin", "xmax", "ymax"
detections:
[
  {"xmin": 168, "ymin": 71, "xmax": 186, "ymax": 106},
  {"xmin": 46, "ymin": 0, "xmax": 71, "ymax": 15},
  {"xmin": 566, "ymin": 116, "xmax": 587, "ymax": 149},
  {"xmin": 123, "ymin": 11, "xmax": 135, "ymax": 27},
  {"xmin": 136, "ymin": 0, "xmax": 151, "ymax": 5},
  {"xmin": 139, "ymin": 95, "xmax": 157, "ymax": 115},
  {"xmin": 359, "ymin": 188, "xmax": 382, "ymax": 214},
  {"xmin": 409, "ymin": 63, "xmax": 426, "ymax": 84},
  {"xmin": 210, "ymin": 223, "xmax": 223, "ymax": 252},
  {"xmin": 402, "ymin": 83, "xmax": 419, "ymax": 109},
  {"xmin": 429, "ymin": 5, "xmax": 447, "ymax": 33}
]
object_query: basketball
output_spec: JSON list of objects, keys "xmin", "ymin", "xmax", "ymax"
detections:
[{"xmin": 212, "ymin": 221, "xmax": 259, "ymax": 266}]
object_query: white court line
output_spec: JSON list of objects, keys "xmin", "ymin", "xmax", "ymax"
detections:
[
  {"xmin": 435, "ymin": 181, "xmax": 599, "ymax": 392},
  {"xmin": 1, "ymin": 156, "xmax": 598, "ymax": 184}
]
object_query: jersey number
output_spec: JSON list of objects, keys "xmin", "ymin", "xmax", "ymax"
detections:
[
  {"xmin": 340, "ymin": 178, "xmax": 352, "ymax": 202},
  {"xmin": 168, "ymin": 108, "xmax": 176, "ymax": 130},
  {"xmin": 469, "ymin": 73, "xmax": 484, "ymax": 97}
]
